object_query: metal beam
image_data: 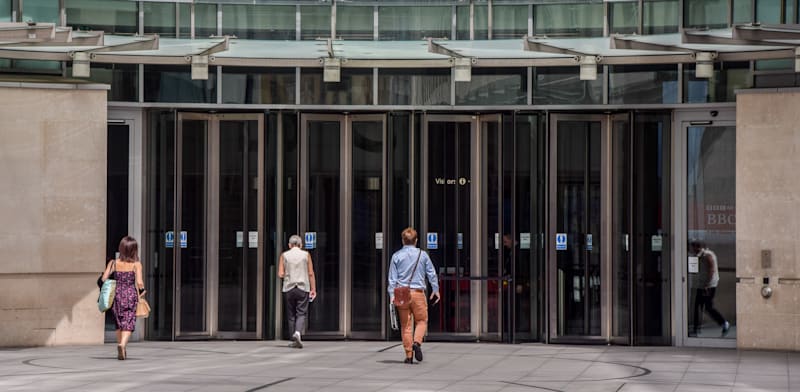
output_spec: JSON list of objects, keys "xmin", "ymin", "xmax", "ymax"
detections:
[
  {"xmin": 734, "ymin": 24, "xmax": 800, "ymax": 41},
  {"xmin": 427, "ymin": 38, "xmax": 464, "ymax": 58},
  {"xmin": 524, "ymin": 35, "xmax": 591, "ymax": 57}
]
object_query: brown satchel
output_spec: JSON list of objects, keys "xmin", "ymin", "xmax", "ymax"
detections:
[
  {"xmin": 393, "ymin": 249, "xmax": 422, "ymax": 306},
  {"xmin": 136, "ymin": 291, "xmax": 151, "ymax": 318}
]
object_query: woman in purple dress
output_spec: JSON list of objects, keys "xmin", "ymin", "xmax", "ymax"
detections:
[{"xmin": 101, "ymin": 236, "xmax": 145, "ymax": 360}]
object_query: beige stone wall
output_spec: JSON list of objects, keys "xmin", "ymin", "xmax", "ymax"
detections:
[
  {"xmin": 736, "ymin": 89, "xmax": 800, "ymax": 351},
  {"xmin": 0, "ymin": 83, "xmax": 107, "ymax": 346}
]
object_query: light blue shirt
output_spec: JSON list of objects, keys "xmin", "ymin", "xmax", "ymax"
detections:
[{"xmin": 388, "ymin": 245, "xmax": 439, "ymax": 297}]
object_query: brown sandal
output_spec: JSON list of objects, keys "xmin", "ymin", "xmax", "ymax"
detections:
[{"xmin": 117, "ymin": 345, "xmax": 125, "ymax": 360}]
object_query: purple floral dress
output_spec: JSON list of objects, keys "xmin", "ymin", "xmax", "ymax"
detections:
[{"xmin": 112, "ymin": 269, "xmax": 139, "ymax": 331}]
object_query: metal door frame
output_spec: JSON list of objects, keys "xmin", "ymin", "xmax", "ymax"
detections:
[
  {"xmin": 421, "ymin": 114, "xmax": 504, "ymax": 341},
  {"xmin": 547, "ymin": 113, "xmax": 613, "ymax": 344},
  {"xmin": 175, "ymin": 112, "xmax": 264, "ymax": 340},
  {"xmin": 348, "ymin": 113, "xmax": 389, "ymax": 340},
  {"xmin": 300, "ymin": 113, "xmax": 389, "ymax": 338},
  {"xmin": 673, "ymin": 109, "xmax": 737, "ymax": 348}
]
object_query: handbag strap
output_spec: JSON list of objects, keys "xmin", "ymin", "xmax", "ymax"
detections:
[{"xmin": 404, "ymin": 249, "xmax": 423, "ymax": 288}]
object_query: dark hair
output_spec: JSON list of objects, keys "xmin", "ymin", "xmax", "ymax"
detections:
[
  {"xmin": 690, "ymin": 240, "xmax": 705, "ymax": 249},
  {"xmin": 401, "ymin": 227, "xmax": 418, "ymax": 245},
  {"xmin": 118, "ymin": 236, "xmax": 139, "ymax": 262}
]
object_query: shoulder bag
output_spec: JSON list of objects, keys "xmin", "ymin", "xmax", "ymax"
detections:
[
  {"xmin": 97, "ymin": 260, "xmax": 117, "ymax": 313},
  {"xmin": 393, "ymin": 249, "xmax": 422, "ymax": 306}
]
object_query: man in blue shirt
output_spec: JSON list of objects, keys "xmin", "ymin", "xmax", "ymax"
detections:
[{"xmin": 388, "ymin": 227, "xmax": 440, "ymax": 364}]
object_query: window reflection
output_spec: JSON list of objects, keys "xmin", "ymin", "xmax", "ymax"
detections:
[
  {"xmin": 300, "ymin": 69, "xmax": 372, "ymax": 105},
  {"xmin": 222, "ymin": 4, "xmax": 295, "ymax": 40},
  {"xmin": 379, "ymin": 6, "xmax": 450, "ymax": 40},
  {"xmin": 379, "ymin": 69, "xmax": 450, "ymax": 106},
  {"xmin": 222, "ymin": 67, "xmax": 295, "ymax": 105},
  {"xmin": 687, "ymin": 125, "xmax": 736, "ymax": 339},
  {"xmin": 456, "ymin": 68, "xmax": 527, "ymax": 105},
  {"xmin": 533, "ymin": 67, "xmax": 602, "ymax": 105},
  {"xmin": 684, "ymin": 62, "xmax": 751, "ymax": 103},
  {"xmin": 684, "ymin": 0, "xmax": 728, "ymax": 29},
  {"xmin": 336, "ymin": 5, "xmax": 373, "ymax": 40},
  {"xmin": 144, "ymin": 65, "xmax": 217, "ymax": 103},
  {"xmin": 65, "ymin": 0, "xmax": 137, "ymax": 34},
  {"xmin": 644, "ymin": 0, "xmax": 679, "ymax": 34},
  {"xmin": 534, "ymin": 3, "xmax": 603, "ymax": 37},
  {"xmin": 609, "ymin": 65, "xmax": 678, "ymax": 104}
]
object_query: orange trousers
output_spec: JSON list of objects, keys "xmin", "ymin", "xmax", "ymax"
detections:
[{"xmin": 396, "ymin": 290, "xmax": 428, "ymax": 358}]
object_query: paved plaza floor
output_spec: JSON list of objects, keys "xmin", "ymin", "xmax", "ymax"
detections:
[{"xmin": 1, "ymin": 340, "xmax": 798, "ymax": 391}]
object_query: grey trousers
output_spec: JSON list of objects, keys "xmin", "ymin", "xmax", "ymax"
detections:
[{"xmin": 285, "ymin": 287, "xmax": 309, "ymax": 335}]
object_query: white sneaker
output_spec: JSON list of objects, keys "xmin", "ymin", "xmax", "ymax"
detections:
[{"xmin": 292, "ymin": 331, "xmax": 303, "ymax": 349}]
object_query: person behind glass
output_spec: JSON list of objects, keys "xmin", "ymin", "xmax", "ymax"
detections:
[
  {"xmin": 278, "ymin": 235, "xmax": 317, "ymax": 349},
  {"xmin": 388, "ymin": 227, "xmax": 440, "ymax": 364},
  {"xmin": 690, "ymin": 240, "xmax": 730, "ymax": 337},
  {"xmin": 100, "ymin": 236, "xmax": 144, "ymax": 360}
]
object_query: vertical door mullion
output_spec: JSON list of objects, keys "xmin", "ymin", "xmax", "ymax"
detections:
[
  {"xmin": 241, "ymin": 118, "xmax": 249, "ymax": 332},
  {"xmin": 341, "ymin": 115, "xmax": 351, "ymax": 336},
  {"xmin": 175, "ymin": 113, "xmax": 184, "ymax": 338},
  {"xmin": 583, "ymin": 123, "xmax": 590, "ymax": 336},
  {"xmin": 256, "ymin": 114, "xmax": 264, "ymax": 339},
  {"xmin": 208, "ymin": 115, "xmax": 219, "ymax": 337}
]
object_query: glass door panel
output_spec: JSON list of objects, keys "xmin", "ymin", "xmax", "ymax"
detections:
[
  {"xmin": 217, "ymin": 118, "xmax": 261, "ymax": 336},
  {"xmin": 426, "ymin": 119, "xmax": 472, "ymax": 335},
  {"xmin": 512, "ymin": 114, "xmax": 546, "ymax": 342},
  {"xmin": 611, "ymin": 115, "xmax": 631, "ymax": 344},
  {"xmin": 178, "ymin": 116, "xmax": 208, "ymax": 335},
  {"xmin": 686, "ymin": 124, "xmax": 736, "ymax": 341},
  {"xmin": 550, "ymin": 117, "xmax": 603, "ymax": 340},
  {"xmin": 302, "ymin": 116, "xmax": 343, "ymax": 335},
  {"xmin": 633, "ymin": 113, "xmax": 671, "ymax": 345},
  {"xmin": 350, "ymin": 116, "xmax": 385, "ymax": 337},
  {"xmin": 480, "ymin": 116, "xmax": 503, "ymax": 340}
]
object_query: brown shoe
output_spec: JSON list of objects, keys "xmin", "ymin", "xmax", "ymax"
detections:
[{"xmin": 117, "ymin": 345, "xmax": 124, "ymax": 360}]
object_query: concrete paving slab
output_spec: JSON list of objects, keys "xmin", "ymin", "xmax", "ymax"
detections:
[{"xmin": 0, "ymin": 342, "xmax": 796, "ymax": 392}]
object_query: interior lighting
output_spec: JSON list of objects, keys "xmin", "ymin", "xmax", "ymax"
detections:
[
  {"xmin": 454, "ymin": 57, "xmax": 472, "ymax": 82},
  {"xmin": 71, "ymin": 52, "xmax": 90, "ymax": 78},
  {"xmin": 695, "ymin": 52, "xmax": 715, "ymax": 78},
  {"xmin": 191, "ymin": 55, "xmax": 209, "ymax": 80},
  {"xmin": 579, "ymin": 56, "xmax": 598, "ymax": 81},
  {"xmin": 323, "ymin": 57, "xmax": 341, "ymax": 83}
]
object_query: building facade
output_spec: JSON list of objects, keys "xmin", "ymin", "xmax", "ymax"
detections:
[{"xmin": 1, "ymin": 0, "xmax": 799, "ymax": 349}]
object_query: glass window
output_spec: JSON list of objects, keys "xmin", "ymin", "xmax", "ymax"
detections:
[
  {"xmin": 755, "ymin": 59, "xmax": 792, "ymax": 71},
  {"xmin": 300, "ymin": 68, "xmax": 372, "ymax": 105},
  {"xmin": 753, "ymin": 73, "xmax": 800, "ymax": 88},
  {"xmin": 144, "ymin": 65, "xmax": 217, "ymax": 103},
  {"xmin": 684, "ymin": 62, "xmax": 751, "ymax": 103},
  {"xmin": 756, "ymin": 1, "xmax": 782, "ymax": 24},
  {"xmin": 378, "ymin": 6, "xmax": 450, "ymax": 41},
  {"xmin": 686, "ymin": 125, "xmax": 736, "ymax": 340},
  {"xmin": 6, "ymin": 59, "xmax": 61, "ymax": 73},
  {"xmin": 534, "ymin": 3, "xmax": 603, "ymax": 37},
  {"xmin": 610, "ymin": 1, "xmax": 639, "ymax": 35},
  {"xmin": 221, "ymin": 67, "xmax": 295, "ymax": 105},
  {"xmin": 1, "ymin": 0, "xmax": 12, "ymax": 22},
  {"xmin": 685, "ymin": 0, "xmax": 728, "ymax": 29},
  {"xmin": 644, "ymin": 0, "xmax": 679, "ymax": 34},
  {"xmin": 144, "ymin": 2, "xmax": 176, "ymax": 37},
  {"xmin": 178, "ymin": 3, "xmax": 190, "ymax": 38},
  {"xmin": 456, "ymin": 5, "xmax": 488, "ymax": 40},
  {"xmin": 65, "ymin": 0, "xmax": 137, "ymax": 34},
  {"xmin": 301, "ymin": 5, "xmax": 330, "ymax": 40},
  {"xmin": 609, "ymin": 65, "xmax": 678, "ymax": 104},
  {"xmin": 222, "ymin": 5, "xmax": 295, "ymax": 40},
  {"xmin": 493, "ymin": 5, "xmax": 527, "ymax": 39},
  {"xmin": 65, "ymin": 63, "xmax": 138, "ymax": 102},
  {"xmin": 733, "ymin": 0, "xmax": 753, "ymax": 24},
  {"xmin": 195, "ymin": 3, "xmax": 217, "ymax": 38},
  {"xmin": 23, "ymin": 0, "xmax": 59, "ymax": 24},
  {"xmin": 337, "ymin": 5, "xmax": 373, "ymax": 40},
  {"xmin": 533, "ymin": 66, "xmax": 602, "ymax": 105},
  {"xmin": 378, "ymin": 68, "xmax": 450, "ymax": 105},
  {"xmin": 456, "ymin": 68, "xmax": 526, "ymax": 105}
]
